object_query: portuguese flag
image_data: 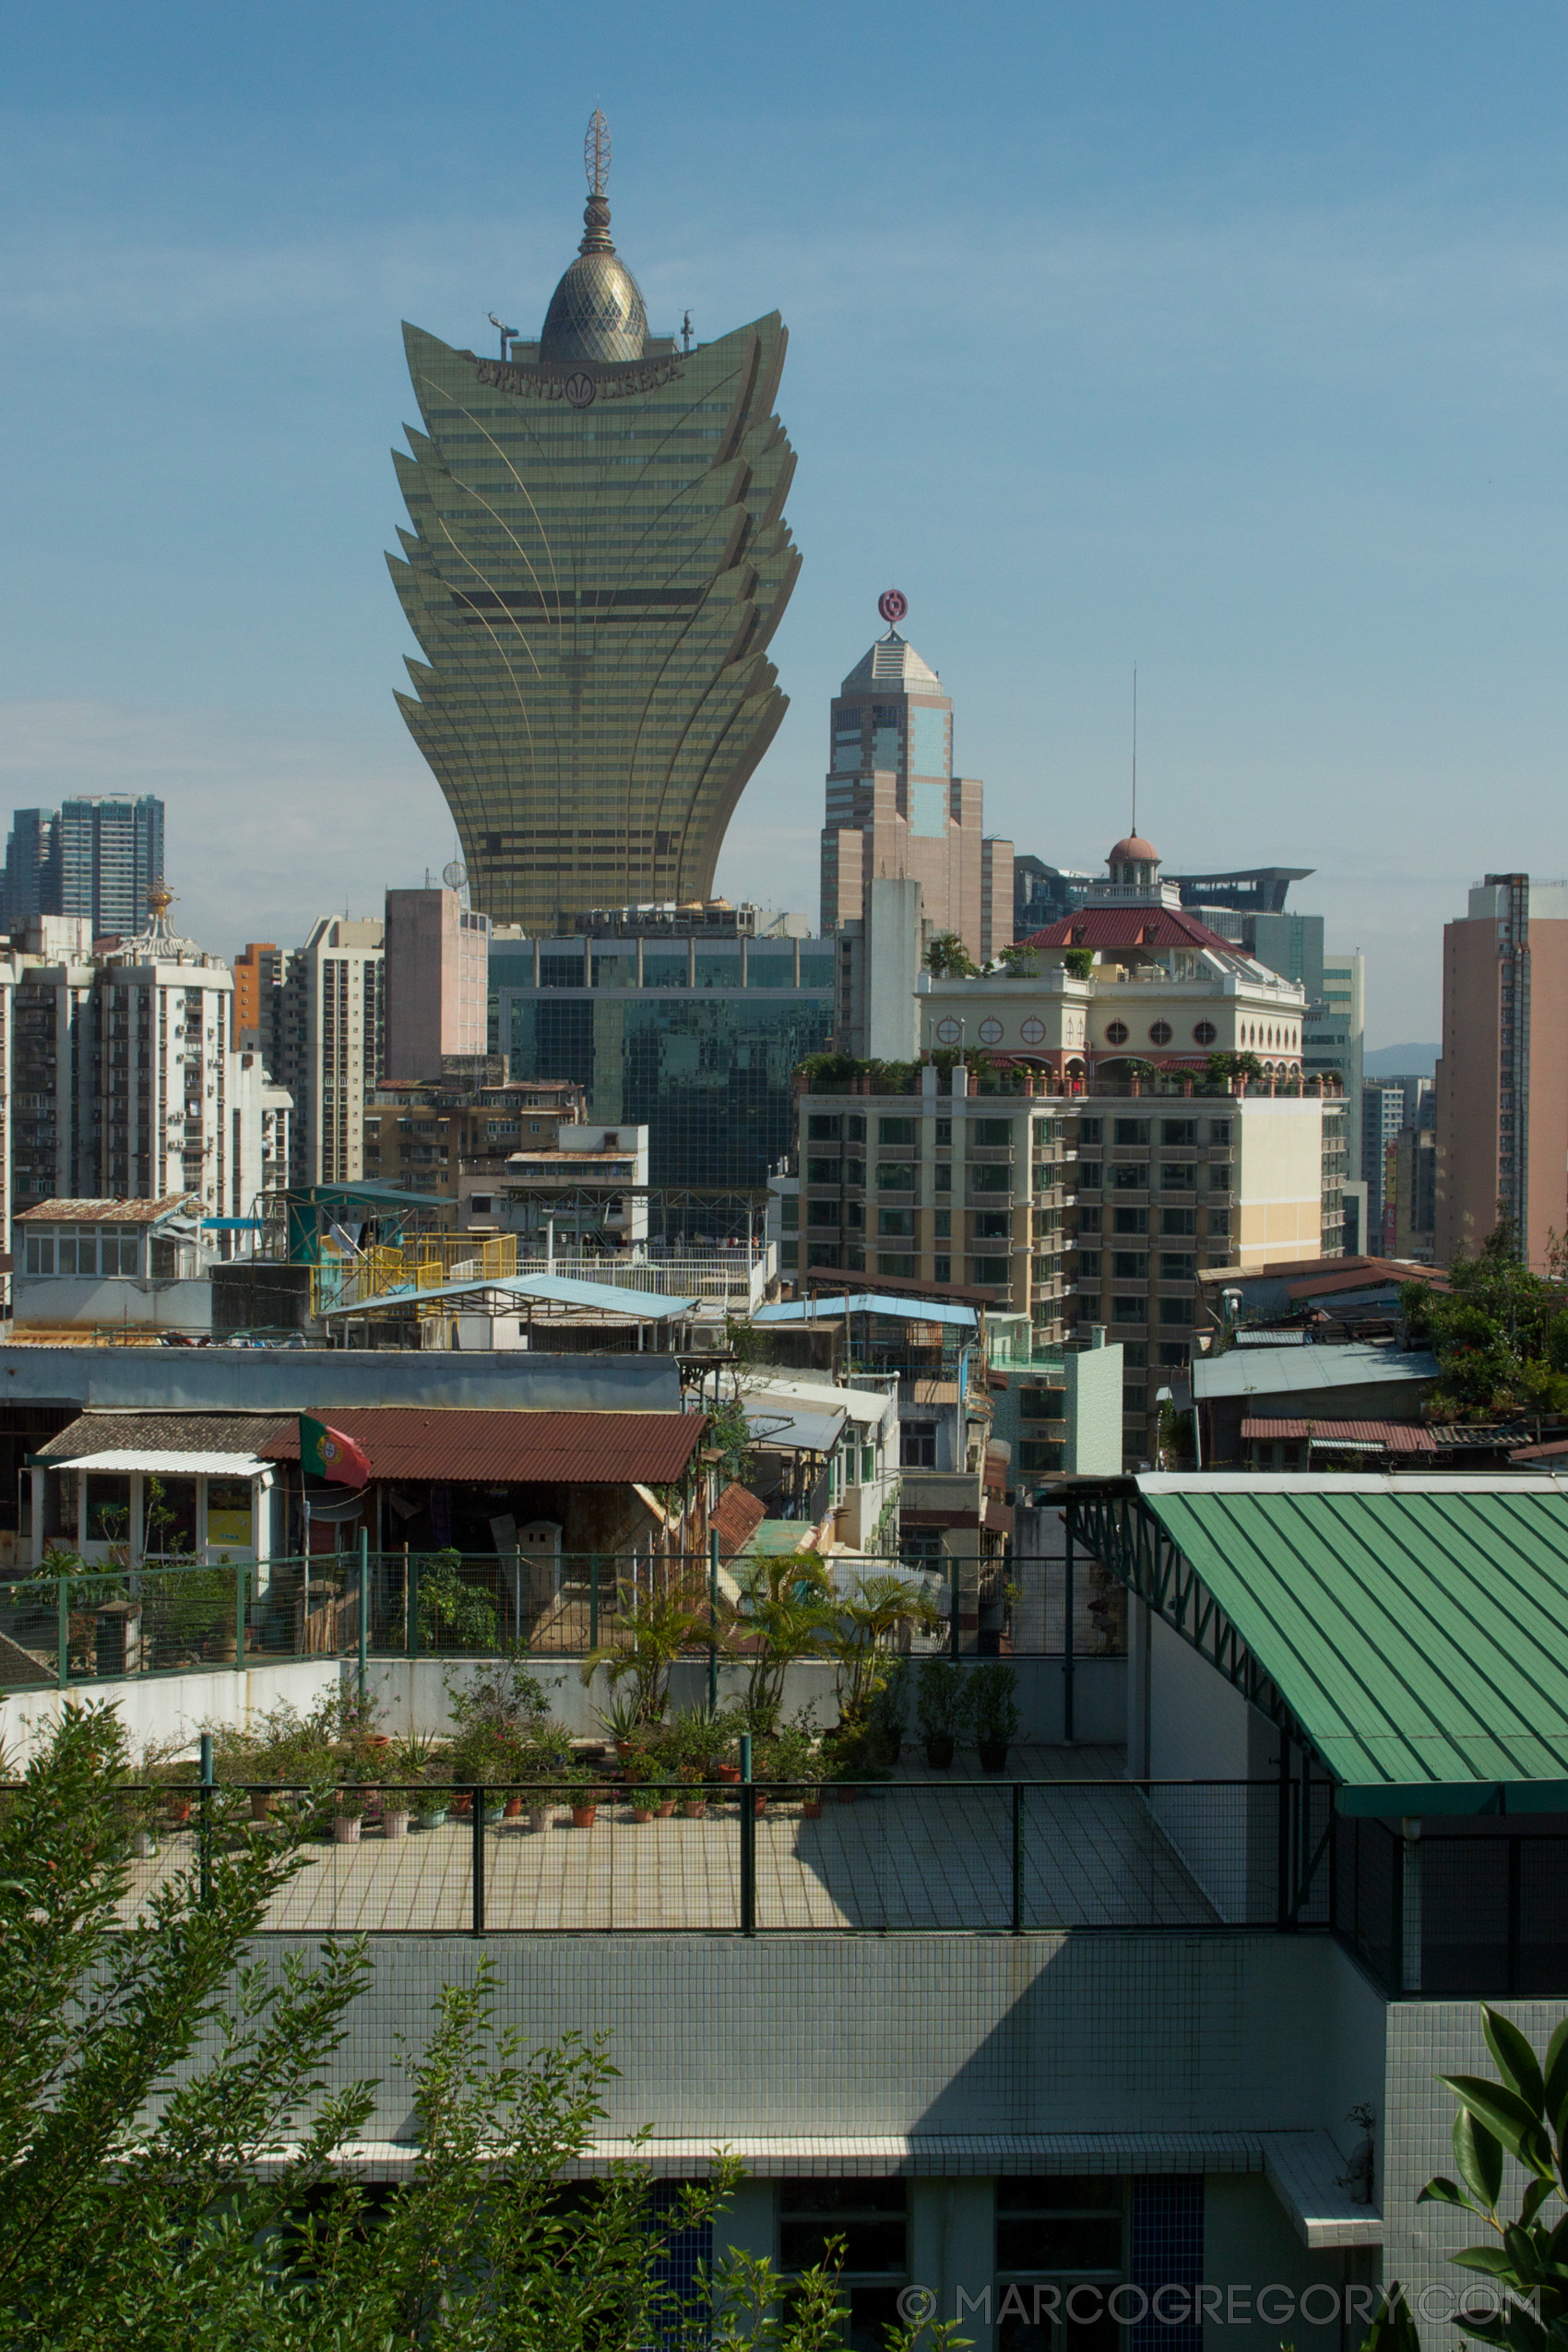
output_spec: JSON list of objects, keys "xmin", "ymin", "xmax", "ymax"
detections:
[{"xmin": 299, "ymin": 1414, "xmax": 372, "ymax": 1489}]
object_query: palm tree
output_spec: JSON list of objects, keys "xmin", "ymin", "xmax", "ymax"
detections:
[
  {"xmin": 579, "ymin": 1590, "xmax": 715, "ymax": 1724},
  {"xmin": 827, "ymin": 1570, "xmax": 944, "ymax": 1724},
  {"xmin": 716, "ymin": 1552, "xmax": 837, "ymax": 1732}
]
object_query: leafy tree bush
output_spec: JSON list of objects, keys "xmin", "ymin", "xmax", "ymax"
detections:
[
  {"xmin": 1405, "ymin": 1222, "xmax": 1568, "ymax": 1420},
  {"xmin": 1417, "ymin": 2002, "xmax": 1568, "ymax": 2347},
  {"xmin": 0, "ymin": 1705, "xmax": 968, "ymax": 2350}
]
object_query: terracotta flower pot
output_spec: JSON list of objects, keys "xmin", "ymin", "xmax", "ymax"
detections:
[
  {"xmin": 332, "ymin": 1815, "xmax": 362, "ymax": 1844},
  {"xmin": 716, "ymin": 1763, "xmax": 742, "ymax": 1784},
  {"xmin": 923, "ymin": 1736, "xmax": 956, "ymax": 1770},
  {"xmin": 679, "ymin": 1798, "xmax": 707, "ymax": 1818},
  {"xmin": 752, "ymin": 1792, "xmax": 768, "ymax": 1817},
  {"xmin": 655, "ymin": 1800, "xmax": 677, "ymax": 1817},
  {"xmin": 632, "ymin": 1805, "xmax": 654, "ymax": 1823},
  {"xmin": 802, "ymin": 1798, "xmax": 824, "ymax": 1820},
  {"xmin": 503, "ymin": 1796, "xmax": 525, "ymax": 1819},
  {"xmin": 833, "ymin": 1786, "xmax": 858, "ymax": 1806},
  {"xmin": 571, "ymin": 1803, "xmax": 598, "ymax": 1829},
  {"xmin": 164, "ymin": 1799, "xmax": 192, "ymax": 1826},
  {"xmin": 450, "ymin": 1793, "xmax": 472, "ymax": 1818},
  {"xmin": 381, "ymin": 1810, "xmax": 410, "ymax": 1838}
]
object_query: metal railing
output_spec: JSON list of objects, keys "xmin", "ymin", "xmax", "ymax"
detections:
[
  {"xmin": 100, "ymin": 1773, "xmax": 1312, "ymax": 1938},
  {"xmin": 0, "ymin": 1551, "xmax": 1130, "ymax": 1692}
]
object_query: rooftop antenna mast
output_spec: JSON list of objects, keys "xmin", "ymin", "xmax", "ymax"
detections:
[
  {"xmin": 487, "ymin": 312, "xmax": 517, "ymax": 361},
  {"xmin": 586, "ymin": 107, "xmax": 610, "ymax": 198}
]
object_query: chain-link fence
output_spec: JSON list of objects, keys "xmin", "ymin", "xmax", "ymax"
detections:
[
  {"xmin": 93, "ymin": 1774, "xmax": 1302, "ymax": 1937},
  {"xmin": 0, "ymin": 1550, "xmax": 1129, "ymax": 1692}
]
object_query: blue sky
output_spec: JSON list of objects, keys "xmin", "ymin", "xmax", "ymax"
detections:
[{"xmin": 3, "ymin": 2, "xmax": 1567, "ymax": 1043}]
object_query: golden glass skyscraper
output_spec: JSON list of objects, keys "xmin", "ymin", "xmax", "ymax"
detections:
[{"xmin": 388, "ymin": 116, "xmax": 800, "ymax": 932}]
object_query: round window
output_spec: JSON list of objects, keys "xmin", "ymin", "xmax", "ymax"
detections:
[
  {"xmin": 1193, "ymin": 1021, "xmax": 1218, "ymax": 1046},
  {"xmin": 935, "ymin": 1017, "xmax": 962, "ymax": 1044},
  {"xmin": 1148, "ymin": 1021, "xmax": 1172, "ymax": 1046},
  {"xmin": 978, "ymin": 1018, "xmax": 1004, "ymax": 1045},
  {"xmin": 1019, "ymin": 1016, "xmax": 1046, "ymax": 1044},
  {"xmin": 1104, "ymin": 1020, "xmax": 1130, "ymax": 1046}
]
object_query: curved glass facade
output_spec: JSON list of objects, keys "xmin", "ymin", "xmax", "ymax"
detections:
[{"xmin": 388, "ymin": 315, "xmax": 800, "ymax": 934}]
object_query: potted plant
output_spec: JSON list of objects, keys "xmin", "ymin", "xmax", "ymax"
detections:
[
  {"xmin": 513, "ymin": 1728, "xmax": 569, "ymax": 1832},
  {"xmin": 916, "ymin": 1657, "xmax": 972, "ymax": 1770},
  {"xmin": 626, "ymin": 1761, "xmax": 655, "ymax": 1824},
  {"xmin": 762, "ymin": 1720, "xmax": 820, "ymax": 1815},
  {"xmin": 564, "ymin": 1766, "xmax": 602, "ymax": 1828},
  {"xmin": 867, "ymin": 1657, "xmax": 911, "ymax": 1767},
  {"xmin": 333, "ymin": 1783, "xmax": 369, "ymax": 1843},
  {"xmin": 676, "ymin": 1764, "xmax": 707, "ymax": 1819},
  {"xmin": 597, "ymin": 1690, "xmax": 648, "ymax": 1759},
  {"xmin": 969, "ymin": 1660, "xmax": 1019, "ymax": 1774},
  {"xmin": 649, "ymin": 1772, "xmax": 677, "ymax": 1818}
]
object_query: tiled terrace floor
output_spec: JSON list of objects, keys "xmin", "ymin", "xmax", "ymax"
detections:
[{"xmin": 126, "ymin": 1748, "xmax": 1229, "ymax": 1933}]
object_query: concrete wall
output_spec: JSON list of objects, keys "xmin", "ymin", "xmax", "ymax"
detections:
[
  {"xmin": 202, "ymin": 1929, "xmax": 1384, "ymax": 2351},
  {"xmin": 1, "ymin": 1657, "xmax": 343, "ymax": 1761},
  {"xmin": 12, "ymin": 1274, "xmax": 214, "ymax": 1332},
  {"xmin": 0, "ymin": 1345, "xmax": 682, "ymax": 1412},
  {"xmin": 1066, "ymin": 1337, "xmax": 1123, "ymax": 1475},
  {"xmin": 2, "ymin": 1652, "xmax": 1127, "ymax": 1758}
]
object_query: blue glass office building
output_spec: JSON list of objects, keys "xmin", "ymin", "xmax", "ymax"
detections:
[{"xmin": 493, "ymin": 932, "xmax": 835, "ymax": 1191}]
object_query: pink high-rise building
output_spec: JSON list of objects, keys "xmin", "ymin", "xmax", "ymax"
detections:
[
  {"xmin": 819, "ymin": 610, "xmax": 1012, "ymax": 966},
  {"xmin": 1434, "ymin": 873, "xmax": 1568, "ymax": 1270},
  {"xmin": 383, "ymin": 886, "xmax": 491, "ymax": 1081}
]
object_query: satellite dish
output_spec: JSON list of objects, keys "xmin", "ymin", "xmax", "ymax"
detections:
[{"xmin": 442, "ymin": 861, "xmax": 468, "ymax": 890}]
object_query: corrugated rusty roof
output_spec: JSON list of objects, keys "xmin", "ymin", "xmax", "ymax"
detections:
[
  {"xmin": 711, "ymin": 1482, "xmax": 767, "ymax": 1560},
  {"xmin": 1241, "ymin": 1418, "xmax": 1436, "ymax": 1448},
  {"xmin": 259, "ymin": 1407, "xmax": 704, "ymax": 1486},
  {"xmin": 39, "ymin": 1411, "xmax": 288, "ymax": 1462},
  {"xmin": 16, "ymin": 1194, "xmax": 200, "ymax": 1225}
]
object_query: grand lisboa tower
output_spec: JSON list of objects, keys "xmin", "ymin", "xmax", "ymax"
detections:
[{"xmin": 387, "ymin": 113, "xmax": 801, "ymax": 932}]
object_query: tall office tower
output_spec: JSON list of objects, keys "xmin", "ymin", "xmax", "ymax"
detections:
[
  {"xmin": 278, "ymin": 918, "xmax": 386, "ymax": 1185},
  {"xmin": 387, "ymin": 114, "xmax": 799, "ymax": 934},
  {"xmin": 1, "ymin": 810, "xmax": 60, "ymax": 931},
  {"xmin": 1435, "ymin": 873, "xmax": 1568, "ymax": 1269},
  {"xmin": 383, "ymin": 886, "xmax": 491, "ymax": 1079},
  {"xmin": 57, "ymin": 796, "xmax": 164, "ymax": 937},
  {"xmin": 820, "ymin": 599, "xmax": 1012, "ymax": 966}
]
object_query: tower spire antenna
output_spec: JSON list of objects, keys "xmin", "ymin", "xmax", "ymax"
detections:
[
  {"xmin": 585, "ymin": 108, "xmax": 610, "ymax": 199},
  {"xmin": 1131, "ymin": 664, "xmax": 1138, "ymax": 837}
]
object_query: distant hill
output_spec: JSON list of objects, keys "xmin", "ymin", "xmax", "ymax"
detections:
[{"xmin": 1363, "ymin": 1042, "xmax": 1439, "ymax": 1078}]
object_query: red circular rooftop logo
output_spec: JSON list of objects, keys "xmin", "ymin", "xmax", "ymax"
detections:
[{"xmin": 878, "ymin": 588, "xmax": 908, "ymax": 625}]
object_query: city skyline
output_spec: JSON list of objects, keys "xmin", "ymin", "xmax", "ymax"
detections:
[{"xmin": 4, "ymin": 4, "xmax": 1568, "ymax": 1040}]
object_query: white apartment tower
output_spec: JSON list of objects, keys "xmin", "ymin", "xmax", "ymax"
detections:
[{"xmin": 279, "ymin": 917, "xmax": 386, "ymax": 1185}]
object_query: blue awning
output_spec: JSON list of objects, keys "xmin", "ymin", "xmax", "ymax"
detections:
[{"xmin": 751, "ymin": 1292, "xmax": 977, "ymax": 1331}]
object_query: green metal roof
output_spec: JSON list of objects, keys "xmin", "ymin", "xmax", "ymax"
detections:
[{"xmin": 1139, "ymin": 1478, "xmax": 1568, "ymax": 1814}]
